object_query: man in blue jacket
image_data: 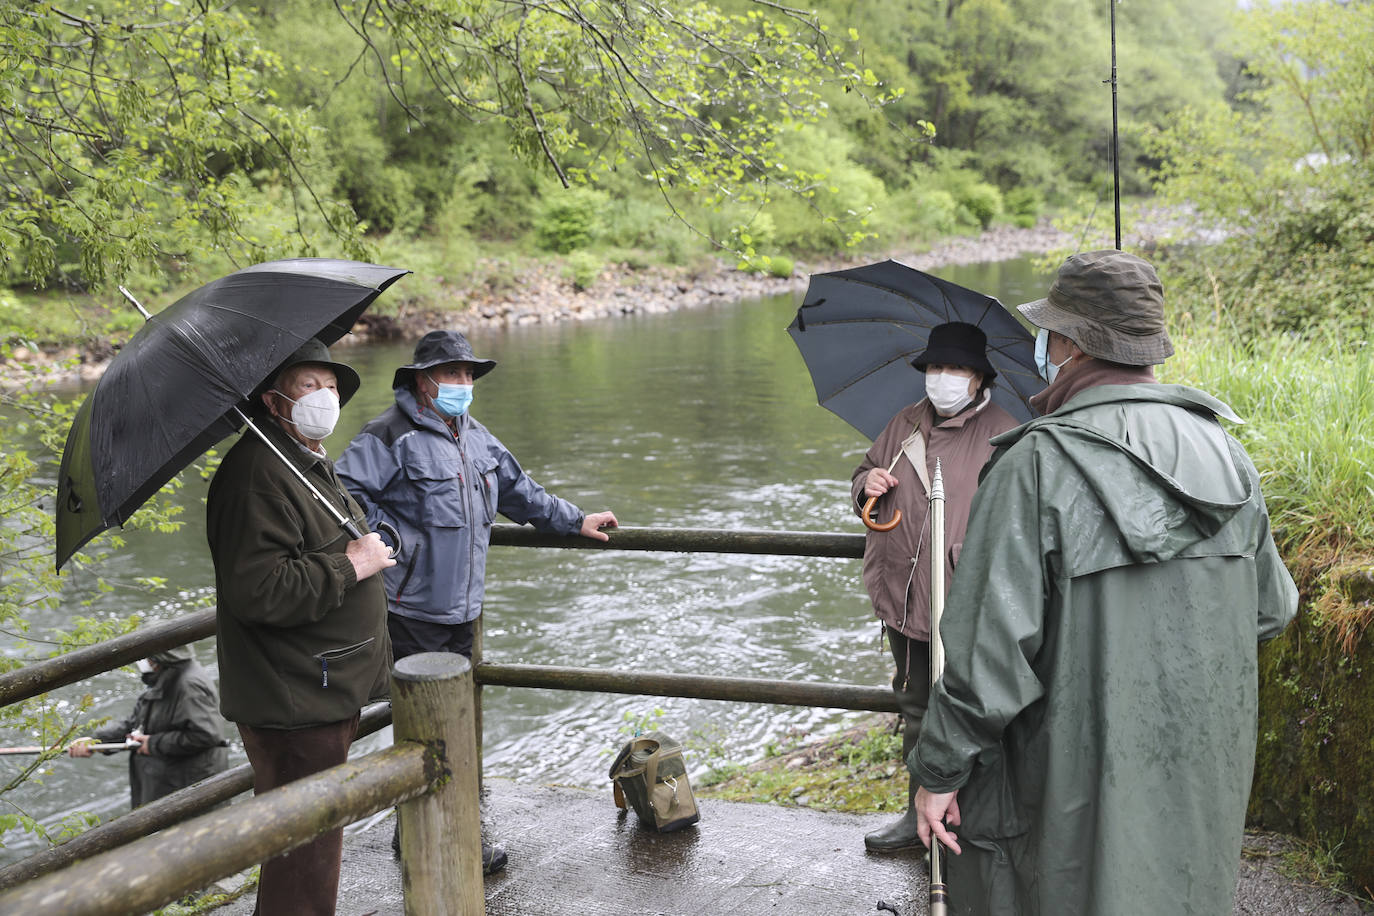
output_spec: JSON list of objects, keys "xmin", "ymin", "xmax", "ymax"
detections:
[{"xmin": 337, "ymin": 329, "xmax": 617, "ymax": 871}]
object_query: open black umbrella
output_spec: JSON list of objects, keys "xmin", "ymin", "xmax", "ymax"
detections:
[
  {"xmin": 55, "ymin": 258, "xmax": 409, "ymax": 570},
  {"xmin": 787, "ymin": 260, "xmax": 1045, "ymax": 440}
]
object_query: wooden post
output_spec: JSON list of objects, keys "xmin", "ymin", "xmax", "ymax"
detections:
[
  {"xmin": 393, "ymin": 652, "xmax": 484, "ymax": 916},
  {"xmin": 473, "ymin": 613, "xmax": 484, "ymax": 794}
]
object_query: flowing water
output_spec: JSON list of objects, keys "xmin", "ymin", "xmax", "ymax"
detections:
[{"xmin": 0, "ymin": 255, "xmax": 1053, "ymax": 864}]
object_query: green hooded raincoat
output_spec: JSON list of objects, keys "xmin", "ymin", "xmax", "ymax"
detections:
[{"xmin": 911, "ymin": 383, "xmax": 1298, "ymax": 916}]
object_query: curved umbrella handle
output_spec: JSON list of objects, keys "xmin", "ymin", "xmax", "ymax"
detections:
[
  {"xmin": 861, "ymin": 495, "xmax": 902, "ymax": 532},
  {"xmin": 374, "ymin": 521, "xmax": 403, "ymax": 560}
]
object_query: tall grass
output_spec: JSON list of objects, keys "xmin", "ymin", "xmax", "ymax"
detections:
[{"xmin": 1162, "ymin": 325, "xmax": 1374, "ymax": 642}]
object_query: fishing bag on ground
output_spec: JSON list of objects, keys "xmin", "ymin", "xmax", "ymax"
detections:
[{"xmin": 608, "ymin": 731, "xmax": 700, "ymax": 832}]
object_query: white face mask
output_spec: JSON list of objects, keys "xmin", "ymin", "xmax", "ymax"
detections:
[
  {"xmin": 273, "ymin": 387, "xmax": 340, "ymax": 440},
  {"xmin": 926, "ymin": 371, "xmax": 975, "ymax": 416}
]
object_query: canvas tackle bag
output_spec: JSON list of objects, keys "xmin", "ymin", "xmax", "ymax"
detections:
[{"xmin": 608, "ymin": 731, "xmax": 700, "ymax": 832}]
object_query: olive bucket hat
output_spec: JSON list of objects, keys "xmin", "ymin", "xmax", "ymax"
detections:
[
  {"xmin": 1017, "ymin": 249, "xmax": 1173, "ymax": 366},
  {"xmin": 259, "ymin": 338, "xmax": 362, "ymax": 406},
  {"xmin": 392, "ymin": 330, "xmax": 498, "ymax": 390}
]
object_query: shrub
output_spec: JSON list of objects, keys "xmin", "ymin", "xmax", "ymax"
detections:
[
  {"xmin": 563, "ymin": 251, "xmax": 602, "ymax": 291},
  {"xmin": 958, "ymin": 182, "xmax": 1003, "ymax": 230},
  {"xmin": 1004, "ymin": 186, "xmax": 1042, "ymax": 228},
  {"xmin": 534, "ymin": 188, "xmax": 605, "ymax": 253},
  {"xmin": 765, "ymin": 255, "xmax": 795, "ymax": 279}
]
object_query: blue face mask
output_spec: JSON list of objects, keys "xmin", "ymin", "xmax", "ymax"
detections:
[
  {"xmin": 1034, "ymin": 328, "xmax": 1072, "ymax": 383},
  {"xmin": 431, "ymin": 380, "xmax": 474, "ymax": 417}
]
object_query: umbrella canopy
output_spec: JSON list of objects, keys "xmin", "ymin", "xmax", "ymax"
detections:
[
  {"xmin": 787, "ymin": 260, "xmax": 1045, "ymax": 439},
  {"xmin": 55, "ymin": 258, "xmax": 410, "ymax": 570}
]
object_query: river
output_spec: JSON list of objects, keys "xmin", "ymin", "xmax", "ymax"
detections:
[{"xmin": 0, "ymin": 255, "xmax": 1054, "ymax": 864}]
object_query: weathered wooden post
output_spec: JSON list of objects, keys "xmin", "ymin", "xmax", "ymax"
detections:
[{"xmin": 393, "ymin": 651, "xmax": 484, "ymax": 916}]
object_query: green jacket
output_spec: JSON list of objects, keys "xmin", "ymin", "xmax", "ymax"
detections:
[
  {"xmin": 207, "ymin": 420, "xmax": 391, "ymax": 729},
  {"xmin": 95, "ymin": 658, "xmax": 228, "ymax": 808},
  {"xmin": 911, "ymin": 384, "xmax": 1297, "ymax": 916}
]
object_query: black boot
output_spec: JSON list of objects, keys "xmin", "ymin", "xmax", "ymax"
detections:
[
  {"xmin": 864, "ymin": 806, "xmax": 922, "ymax": 852},
  {"xmin": 481, "ymin": 842, "xmax": 508, "ymax": 875},
  {"xmin": 865, "ymin": 770, "xmax": 922, "ymax": 853},
  {"xmin": 394, "ymin": 821, "xmax": 507, "ymax": 875}
]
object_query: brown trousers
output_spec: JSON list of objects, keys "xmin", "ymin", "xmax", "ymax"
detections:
[{"xmin": 238, "ymin": 714, "xmax": 360, "ymax": 916}]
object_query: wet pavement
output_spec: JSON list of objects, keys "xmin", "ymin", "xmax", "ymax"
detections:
[
  {"xmin": 210, "ymin": 776, "xmax": 927, "ymax": 915},
  {"xmin": 207, "ymin": 777, "xmax": 1372, "ymax": 916}
]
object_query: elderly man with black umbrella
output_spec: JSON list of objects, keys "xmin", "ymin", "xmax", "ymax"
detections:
[
  {"xmin": 206, "ymin": 338, "xmax": 395, "ymax": 916},
  {"xmin": 851, "ymin": 321, "xmax": 1019, "ymax": 854}
]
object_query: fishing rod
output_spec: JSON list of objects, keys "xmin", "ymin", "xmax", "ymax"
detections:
[
  {"xmin": 0, "ymin": 741, "xmax": 139, "ymax": 756},
  {"xmin": 928, "ymin": 459, "xmax": 949, "ymax": 916},
  {"xmin": 1109, "ymin": 0, "xmax": 1122, "ymax": 250}
]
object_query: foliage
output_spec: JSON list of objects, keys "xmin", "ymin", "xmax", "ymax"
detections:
[
  {"xmin": 0, "ymin": 377, "xmax": 195, "ymax": 849},
  {"xmin": 698, "ymin": 719, "xmax": 906, "ymax": 814},
  {"xmin": 318, "ymin": 0, "xmax": 902, "ymax": 253},
  {"xmin": 1160, "ymin": 323, "xmax": 1374, "ymax": 643},
  {"xmin": 563, "ymin": 251, "xmax": 602, "ymax": 291},
  {"xmin": 828, "ymin": 0, "xmax": 1233, "ymax": 200},
  {"xmin": 1004, "ymin": 186, "xmax": 1043, "ymax": 228},
  {"xmin": 1147, "ymin": 0, "xmax": 1374, "ymax": 337},
  {"xmin": 535, "ymin": 188, "xmax": 606, "ymax": 254},
  {"xmin": 0, "ymin": 1, "xmax": 367, "ymax": 291}
]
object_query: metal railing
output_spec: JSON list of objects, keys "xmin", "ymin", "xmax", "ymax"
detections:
[{"xmin": 0, "ymin": 525, "xmax": 882, "ymax": 913}]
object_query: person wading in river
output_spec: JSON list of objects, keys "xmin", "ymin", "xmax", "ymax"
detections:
[
  {"xmin": 911, "ymin": 250, "xmax": 1298, "ymax": 915},
  {"xmin": 850, "ymin": 321, "xmax": 1018, "ymax": 854},
  {"xmin": 67, "ymin": 645, "xmax": 229, "ymax": 809},
  {"xmin": 337, "ymin": 329, "xmax": 617, "ymax": 874}
]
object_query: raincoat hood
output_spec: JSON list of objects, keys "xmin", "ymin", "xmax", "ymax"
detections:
[{"xmin": 990, "ymin": 383, "xmax": 1250, "ymax": 576}]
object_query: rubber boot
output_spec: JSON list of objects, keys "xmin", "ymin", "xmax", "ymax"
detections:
[
  {"xmin": 392, "ymin": 820, "xmax": 508, "ymax": 875},
  {"xmin": 864, "ymin": 775, "xmax": 922, "ymax": 852}
]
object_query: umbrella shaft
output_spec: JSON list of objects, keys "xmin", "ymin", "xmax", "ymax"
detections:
[{"xmin": 235, "ymin": 409, "xmax": 362, "ymax": 539}]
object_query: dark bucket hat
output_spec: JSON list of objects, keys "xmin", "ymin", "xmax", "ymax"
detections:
[
  {"xmin": 392, "ymin": 329, "xmax": 497, "ymax": 390},
  {"xmin": 149, "ymin": 644, "xmax": 194, "ymax": 666},
  {"xmin": 1018, "ymin": 250, "xmax": 1173, "ymax": 366},
  {"xmin": 260, "ymin": 338, "xmax": 362, "ymax": 406},
  {"xmin": 910, "ymin": 321, "xmax": 998, "ymax": 380}
]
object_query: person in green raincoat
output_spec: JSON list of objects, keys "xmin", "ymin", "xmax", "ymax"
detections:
[{"xmin": 910, "ymin": 250, "xmax": 1298, "ymax": 916}]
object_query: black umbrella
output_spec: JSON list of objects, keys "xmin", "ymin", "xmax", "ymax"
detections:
[
  {"xmin": 787, "ymin": 259, "xmax": 1045, "ymax": 441},
  {"xmin": 55, "ymin": 258, "xmax": 410, "ymax": 570}
]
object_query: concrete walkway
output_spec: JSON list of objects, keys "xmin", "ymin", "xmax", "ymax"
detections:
[
  {"xmin": 211, "ymin": 776, "xmax": 925, "ymax": 915},
  {"xmin": 208, "ymin": 777, "xmax": 1372, "ymax": 916}
]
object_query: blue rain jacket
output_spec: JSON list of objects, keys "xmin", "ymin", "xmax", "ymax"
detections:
[{"xmin": 337, "ymin": 388, "xmax": 584, "ymax": 625}]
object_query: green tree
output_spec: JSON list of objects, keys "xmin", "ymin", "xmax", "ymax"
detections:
[
  {"xmin": 1146, "ymin": 0, "xmax": 1374, "ymax": 334},
  {"xmin": 0, "ymin": 0, "xmax": 365, "ymax": 290},
  {"xmin": 1, "ymin": 1, "xmax": 898, "ymax": 292}
]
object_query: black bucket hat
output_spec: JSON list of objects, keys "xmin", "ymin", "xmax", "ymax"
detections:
[
  {"xmin": 1017, "ymin": 249, "xmax": 1173, "ymax": 366},
  {"xmin": 910, "ymin": 321, "xmax": 998, "ymax": 379},
  {"xmin": 261, "ymin": 338, "xmax": 362, "ymax": 406},
  {"xmin": 392, "ymin": 330, "xmax": 497, "ymax": 390}
]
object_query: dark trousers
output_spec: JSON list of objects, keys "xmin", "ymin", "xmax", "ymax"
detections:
[
  {"xmin": 238, "ymin": 714, "xmax": 359, "ymax": 916},
  {"xmin": 887, "ymin": 627, "xmax": 932, "ymax": 790},
  {"xmin": 388, "ymin": 613, "xmax": 475, "ymax": 661}
]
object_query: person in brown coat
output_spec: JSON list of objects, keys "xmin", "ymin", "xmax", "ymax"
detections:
[{"xmin": 850, "ymin": 321, "xmax": 1020, "ymax": 853}]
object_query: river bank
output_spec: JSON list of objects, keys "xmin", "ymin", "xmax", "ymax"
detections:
[
  {"xmin": 2, "ymin": 211, "xmax": 1187, "ymax": 387},
  {"xmin": 696, "ymin": 716, "xmax": 1374, "ymax": 913}
]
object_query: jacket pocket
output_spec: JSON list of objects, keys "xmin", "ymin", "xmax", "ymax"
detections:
[
  {"xmin": 403, "ymin": 456, "xmax": 466, "ymax": 528},
  {"xmin": 471, "ymin": 454, "xmax": 499, "ymax": 524},
  {"xmin": 313, "ymin": 638, "xmax": 376, "ymax": 689}
]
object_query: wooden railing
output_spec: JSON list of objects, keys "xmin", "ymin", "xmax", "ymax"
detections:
[{"xmin": 0, "ymin": 526, "xmax": 883, "ymax": 914}]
